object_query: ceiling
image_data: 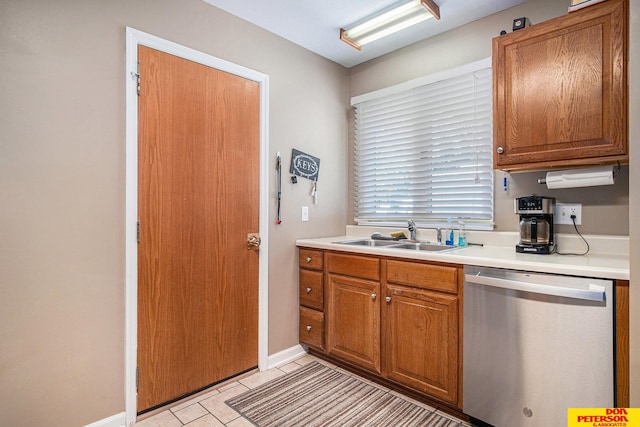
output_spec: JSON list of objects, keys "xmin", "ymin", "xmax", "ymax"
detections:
[{"xmin": 202, "ymin": 0, "xmax": 527, "ymax": 68}]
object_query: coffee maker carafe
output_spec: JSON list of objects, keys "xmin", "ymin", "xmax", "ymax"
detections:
[{"xmin": 515, "ymin": 195, "xmax": 555, "ymax": 254}]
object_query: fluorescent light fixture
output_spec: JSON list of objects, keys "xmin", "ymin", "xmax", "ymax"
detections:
[{"xmin": 341, "ymin": 0, "xmax": 440, "ymax": 50}]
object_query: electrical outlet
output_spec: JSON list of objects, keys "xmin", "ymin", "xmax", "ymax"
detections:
[
  {"xmin": 556, "ymin": 203, "xmax": 582, "ymax": 225},
  {"xmin": 301, "ymin": 206, "xmax": 309, "ymax": 222}
]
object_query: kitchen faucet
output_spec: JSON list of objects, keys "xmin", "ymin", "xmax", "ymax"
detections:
[
  {"xmin": 407, "ymin": 220, "xmax": 417, "ymax": 240},
  {"xmin": 407, "ymin": 221, "xmax": 445, "ymax": 243}
]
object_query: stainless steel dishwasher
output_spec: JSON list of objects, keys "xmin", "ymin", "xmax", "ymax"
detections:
[{"xmin": 463, "ymin": 265, "xmax": 614, "ymax": 427}]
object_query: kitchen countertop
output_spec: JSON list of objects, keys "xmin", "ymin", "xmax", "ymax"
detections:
[{"xmin": 296, "ymin": 234, "xmax": 630, "ymax": 280}]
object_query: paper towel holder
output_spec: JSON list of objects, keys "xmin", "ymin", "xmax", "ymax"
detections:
[{"xmin": 537, "ymin": 162, "xmax": 620, "ymax": 189}]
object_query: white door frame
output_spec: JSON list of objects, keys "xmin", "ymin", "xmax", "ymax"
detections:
[{"xmin": 124, "ymin": 27, "xmax": 269, "ymax": 425}]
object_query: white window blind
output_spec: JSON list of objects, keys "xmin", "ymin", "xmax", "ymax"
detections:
[{"xmin": 352, "ymin": 59, "xmax": 494, "ymax": 228}]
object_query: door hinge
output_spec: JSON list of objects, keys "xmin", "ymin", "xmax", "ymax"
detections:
[
  {"xmin": 130, "ymin": 71, "xmax": 141, "ymax": 96},
  {"xmin": 137, "ymin": 220, "xmax": 140, "ymax": 243},
  {"xmin": 135, "ymin": 61, "xmax": 140, "ymax": 96}
]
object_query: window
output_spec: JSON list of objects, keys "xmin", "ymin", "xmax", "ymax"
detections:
[{"xmin": 352, "ymin": 58, "xmax": 494, "ymax": 229}]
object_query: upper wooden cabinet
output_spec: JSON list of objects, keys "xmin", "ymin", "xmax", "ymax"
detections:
[{"xmin": 493, "ymin": 0, "xmax": 628, "ymax": 171}]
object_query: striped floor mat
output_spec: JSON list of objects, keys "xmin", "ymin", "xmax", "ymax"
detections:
[{"xmin": 226, "ymin": 361, "xmax": 464, "ymax": 427}]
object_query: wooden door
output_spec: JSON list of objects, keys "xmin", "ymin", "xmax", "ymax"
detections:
[
  {"xmin": 326, "ymin": 274, "xmax": 380, "ymax": 373},
  {"xmin": 384, "ymin": 285, "xmax": 458, "ymax": 404},
  {"xmin": 137, "ymin": 46, "xmax": 260, "ymax": 412}
]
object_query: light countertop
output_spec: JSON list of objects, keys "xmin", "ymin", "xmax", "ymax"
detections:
[{"xmin": 296, "ymin": 232, "xmax": 630, "ymax": 280}]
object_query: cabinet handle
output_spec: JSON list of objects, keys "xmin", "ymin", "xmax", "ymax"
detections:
[
  {"xmin": 496, "ymin": 146, "xmax": 504, "ymax": 154},
  {"xmin": 386, "ymin": 297, "xmax": 392, "ymax": 303},
  {"xmin": 371, "ymin": 293, "xmax": 377, "ymax": 300},
  {"xmin": 306, "ymin": 256, "xmax": 312, "ymax": 263},
  {"xmin": 306, "ymin": 325, "xmax": 312, "ymax": 332},
  {"xmin": 306, "ymin": 287, "xmax": 312, "ymax": 294}
]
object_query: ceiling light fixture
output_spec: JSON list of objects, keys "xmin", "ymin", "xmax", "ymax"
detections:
[{"xmin": 340, "ymin": 0, "xmax": 440, "ymax": 50}]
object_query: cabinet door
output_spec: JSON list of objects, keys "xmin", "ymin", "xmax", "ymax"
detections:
[
  {"xmin": 493, "ymin": 0, "xmax": 627, "ymax": 171},
  {"xmin": 327, "ymin": 274, "xmax": 380, "ymax": 373},
  {"xmin": 384, "ymin": 285, "xmax": 458, "ymax": 404}
]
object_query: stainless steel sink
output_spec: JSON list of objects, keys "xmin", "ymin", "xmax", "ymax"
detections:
[
  {"xmin": 333, "ymin": 239, "xmax": 402, "ymax": 247},
  {"xmin": 392, "ymin": 242, "xmax": 459, "ymax": 252},
  {"xmin": 333, "ymin": 239, "xmax": 459, "ymax": 252}
]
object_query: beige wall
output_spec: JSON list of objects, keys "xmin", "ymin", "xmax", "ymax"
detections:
[
  {"xmin": 0, "ymin": 0, "xmax": 348, "ymax": 425},
  {"xmin": 348, "ymin": 0, "xmax": 630, "ymax": 236}
]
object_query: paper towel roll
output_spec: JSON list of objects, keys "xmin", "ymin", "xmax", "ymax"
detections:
[{"xmin": 543, "ymin": 165, "xmax": 615, "ymax": 189}]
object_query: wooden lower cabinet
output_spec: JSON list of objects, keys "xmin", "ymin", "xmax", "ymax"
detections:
[
  {"xmin": 299, "ymin": 247, "xmax": 462, "ymax": 409},
  {"xmin": 384, "ymin": 285, "xmax": 459, "ymax": 404},
  {"xmin": 326, "ymin": 273, "xmax": 381, "ymax": 373}
]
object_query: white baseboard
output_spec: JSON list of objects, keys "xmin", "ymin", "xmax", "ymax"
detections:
[
  {"xmin": 85, "ymin": 348, "xmax": 306, "ymax": 427},
  {"xmin": 84, "ymin": 412, "xmax": 126, "ymax": 427},
  {"xmin": 266, "ymin": 344, "xmax": 308, "ymax": 369}
]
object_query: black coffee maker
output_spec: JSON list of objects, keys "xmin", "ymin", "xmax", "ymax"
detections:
[{"xmin": 515, "ymin": 195, "xmax": 555, "ymax": 254}]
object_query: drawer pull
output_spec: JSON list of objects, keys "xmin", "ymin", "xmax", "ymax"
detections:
[
  {"xmin": 306, "ymin": 256, "xmax": 312, "ymax": 263},
  {"xmin": 371, "ymin": 293, "xmax": 377, "ymax": 300},
  {"xmin": 386, "ymin": 297, "xmax": 392, "ymax": 303},
  {"xmin": 306, "ymin": 325, "xmax": 312, "ymax": 332},
  {"xmin": 306, "ymin": 287, "xmax": 312, "ymax": 293}
]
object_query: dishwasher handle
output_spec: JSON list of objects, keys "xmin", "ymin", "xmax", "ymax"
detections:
[{"xmin": 465, "ymin": 272, "xmax": 606, "ymax": 302}]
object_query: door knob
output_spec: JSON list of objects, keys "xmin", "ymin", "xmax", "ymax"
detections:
[
  {"xmin": 497, "ymin": 146, "xmax": 504, "ymax": 154},
  {"xmin": 306, "ymin": 287, "xmax": 312, "ymax": 294},
  {"xmin": 306, "ymin": 325, "xmax": 312, "ymax": 332},
  {"xmin": 306, "ymin": 256, "xmax": 312, "ymax": 263},
  {"xmin": 371, "ymin": 293, "xmax": 377, "ymax": 300},
  {"xmin": 386, "ymin": 297, "xmax": 392, "ymax": 303},
  {"xmin": 247, "ymin": 233, "xmax": 261, "ymax": 250}
]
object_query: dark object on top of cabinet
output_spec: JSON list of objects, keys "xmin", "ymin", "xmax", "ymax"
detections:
[
  {"xmin": 493, "ymin": 0, "xmax": 628, "ymax": 172},
  {"xmin": 512, "ymin": 17, "xmax": 530, "ymax": 31}
]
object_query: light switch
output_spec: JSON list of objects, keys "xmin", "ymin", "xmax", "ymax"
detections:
[{"xmin": 301, "ymin": 206, "xmax": 309, "ymax": 222}]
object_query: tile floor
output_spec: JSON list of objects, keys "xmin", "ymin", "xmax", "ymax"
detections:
[{"xmin": 133, "ymin": 354, "xmax": 471, "ymax": 427}]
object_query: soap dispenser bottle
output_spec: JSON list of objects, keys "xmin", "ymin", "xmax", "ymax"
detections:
[
  {"xmin": 445, "ymin": 218, "xmax": 455, "ymax": 245},
  {"xmin": 458, "ymin": 220, "xmax": 468, "ymax": 247}
]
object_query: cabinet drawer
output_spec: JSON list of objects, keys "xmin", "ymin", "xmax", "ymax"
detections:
[
  {"xmin": 299, "ymin": 269, "xmax": 323, "ymax": 310},
  {"xmin": 327, "ymin": 253, "xmax": 380, "ymax": 281},
  {"xmin": 386, "ymin": 260, "xmax": 458, "ymax": 294},
  {"xmin": 299, "ymin": 307, "xmax": 324, "ymax": 350},
  {"xmin": 299, "ymin": 249, "xmax": 323, "ymax": 271}
]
